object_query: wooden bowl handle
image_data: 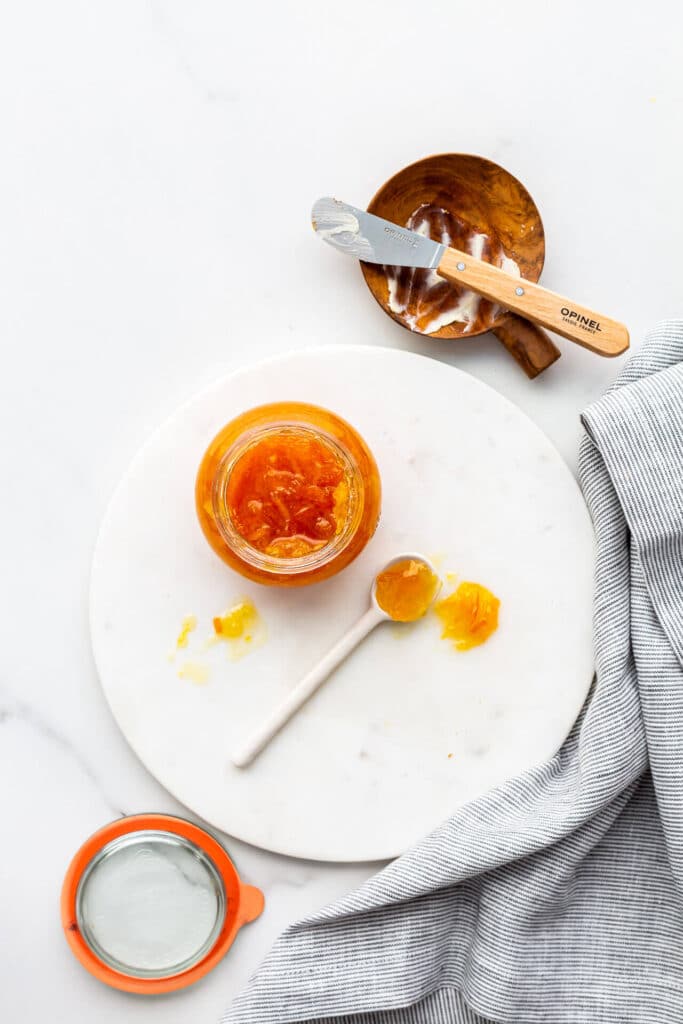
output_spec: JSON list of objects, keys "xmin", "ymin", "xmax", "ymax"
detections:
[{"xmin": 492, "ymin": 314, "xmax": 561, "ymax": 379}]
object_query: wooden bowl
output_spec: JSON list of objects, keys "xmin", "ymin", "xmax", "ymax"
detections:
[{"xmin": 361, "ymin": 154, "xmax": 560, "ymax": 377}]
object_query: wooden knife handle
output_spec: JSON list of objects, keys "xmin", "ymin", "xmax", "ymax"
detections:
[
  {"xmin": 438, "ymin": 248, "xmax": 629, "ymax": 357},
  {"xmin": 492, "ymin": 315, "xmax": 561, "ymax": 379}
]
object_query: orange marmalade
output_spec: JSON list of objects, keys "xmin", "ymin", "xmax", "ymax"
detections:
[
  {"xmin": 435, "ymin": 582, "xmax": 500, "ymax": 650},
  {"xmin": 196, "ymin": 402, "xmax": 381, "ymax": 586},
  {"xmin": 375, "ymin": 559, "xmax": 441, "ymax": 622},
  {"xmin": 225, "ymin": 431, "xmax": 349, "ymax": 559}
]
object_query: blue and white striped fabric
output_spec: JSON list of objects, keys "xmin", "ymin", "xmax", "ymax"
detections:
[{"xmin": 223, "ymin": 321, "xmax": 683, "ymax": 1024}]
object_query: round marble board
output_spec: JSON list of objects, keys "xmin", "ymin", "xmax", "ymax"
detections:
[{"xmin": 90, "ymin": 346, "xmax": 595, "ymax": 862}]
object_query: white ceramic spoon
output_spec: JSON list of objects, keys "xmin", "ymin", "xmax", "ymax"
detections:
[{"xmin": 231, "ymin": 553, "xmax": 440, "ymax": 769}]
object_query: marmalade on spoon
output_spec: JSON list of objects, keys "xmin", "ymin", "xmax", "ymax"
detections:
[{"xmin": 374, "ymin": 558, "xmax": 441, "ymax": 622}]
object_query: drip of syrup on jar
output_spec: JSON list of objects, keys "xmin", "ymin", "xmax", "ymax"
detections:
[
  {"xmin": 435, "ymin": 581, "xmax": 500, "ymax": 650},
  {"xmin": 374, "ymin": 558, "xmax": 442, "ymax": 622},
  {"xmin": 384, "ymin": 203, "xmax": 520, "ymax": 335}
]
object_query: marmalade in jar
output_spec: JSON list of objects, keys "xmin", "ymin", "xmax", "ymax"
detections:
[
  {"xmin": 225, "ymin": 430, "xmax": 349, "ymax": 559},
  {"xmin": 195, "ymin": 402, "xmax": 381, "ymax": 586}
]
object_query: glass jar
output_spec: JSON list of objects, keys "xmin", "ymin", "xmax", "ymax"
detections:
[{"xmin": 195, "ymin": 402, "xmax": 381, "ymax": 586}]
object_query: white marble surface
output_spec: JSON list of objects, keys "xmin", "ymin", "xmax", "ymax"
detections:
[
  {"xmin": 1, "ymin": 1, "xmax": 681, "ymax": 1021},
  {"xmin": 91, "ymin": 347, "xmax": 595, "ymax": 861}
]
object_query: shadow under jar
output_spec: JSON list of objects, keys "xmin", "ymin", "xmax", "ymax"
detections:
[{"xmin": 195, "ymin": 402, "xmax": 382, "ymax": 586}]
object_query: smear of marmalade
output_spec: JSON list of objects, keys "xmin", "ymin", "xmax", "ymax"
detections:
[
  {"xmin": 211, "ymin": 598, "xmax": 266, "ymax": 661},
  {"xmin": 435, "ymin": 581, "xmax": 500, "ymax": 651},
  {"xmin": 175, "ymin": 615, "xmax": 197, "ymax": 649},
  {"xmin": 173, "ymin": 599, "xmax": 265, "ymax": 683},
  {"xmin": 178, "ymin": 661, "xmax": 209, "ymax": 684}
]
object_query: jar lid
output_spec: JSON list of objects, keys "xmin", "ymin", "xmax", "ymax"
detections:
[{"xmin": 61, "ymin": 814, "xmax": 264, "ymax": 994}]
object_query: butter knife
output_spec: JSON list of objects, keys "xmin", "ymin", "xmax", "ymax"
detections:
[{"xmin": 312, "ymin": 197, "xmax": 629, "ymax": 357}]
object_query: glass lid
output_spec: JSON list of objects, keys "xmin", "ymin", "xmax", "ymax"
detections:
[{"xmin": 75, "ymin": 829, "xmax": 226, "ymax": 979}]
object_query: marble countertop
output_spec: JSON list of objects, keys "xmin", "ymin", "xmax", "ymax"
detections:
[{"xmin": 2, "ymin": 2, "xmax": 681, "ymax": 1021}]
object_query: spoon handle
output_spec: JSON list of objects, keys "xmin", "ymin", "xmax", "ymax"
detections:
[
  {"xmin": 437, "ymin": 248, "xmax": 629, "ymax": 357},
  {"xmin": 231, "ymin": 607, "xmax": 383, "ymax": 768}
]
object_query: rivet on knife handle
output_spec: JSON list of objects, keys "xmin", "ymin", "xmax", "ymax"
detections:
[{"xmin": 437, "ymin": 248, "xmax": 629, "ymax": 357}]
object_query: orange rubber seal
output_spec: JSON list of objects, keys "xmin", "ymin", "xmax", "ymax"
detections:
[{"xmin": 61, "ymin": 813, "xmax": 264, "ymax": 994}]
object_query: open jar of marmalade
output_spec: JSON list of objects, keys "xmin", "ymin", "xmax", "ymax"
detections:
[{"xmin": 195, "ymin": 402, "xmax": 381, "ymax": 586}]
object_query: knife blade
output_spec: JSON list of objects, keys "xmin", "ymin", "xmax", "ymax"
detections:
[
  {"xmin": 310, "ymin": 196, "xmax": 629, "ymax": 357},
  {"xmin": 311, "ymin": 197, "xmax": 444, "ymax": 269}
]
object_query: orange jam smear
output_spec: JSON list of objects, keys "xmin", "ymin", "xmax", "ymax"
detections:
[
  {"xmin": 225, "ymin": 431, "xmax": 349, "ymax": 559},
  {"xmin": 212, "ymin": 598, "xmax": 265, "ymax": 660},
  {"xmin": 435, "ymin": 582, "xmax": 500, "ymax": 650},
  {"xmin": 375, "ymin": 559, "xmax": 441, "ymax": 622},
  {"xmin": 213, "ymin": 599, "xmax": 258, "ymax": 640},
  {"xmin": 175, "ymin": 615, "xmax": 197, "ymax": 649},
  {"xmin": 178, "ymin": 661, "xmax": 209, "ymax": 685}
]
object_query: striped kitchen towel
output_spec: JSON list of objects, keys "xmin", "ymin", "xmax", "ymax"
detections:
[{"xmin": 223, "ymin": 320, "xmax": 683, "ymax": 1024}]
